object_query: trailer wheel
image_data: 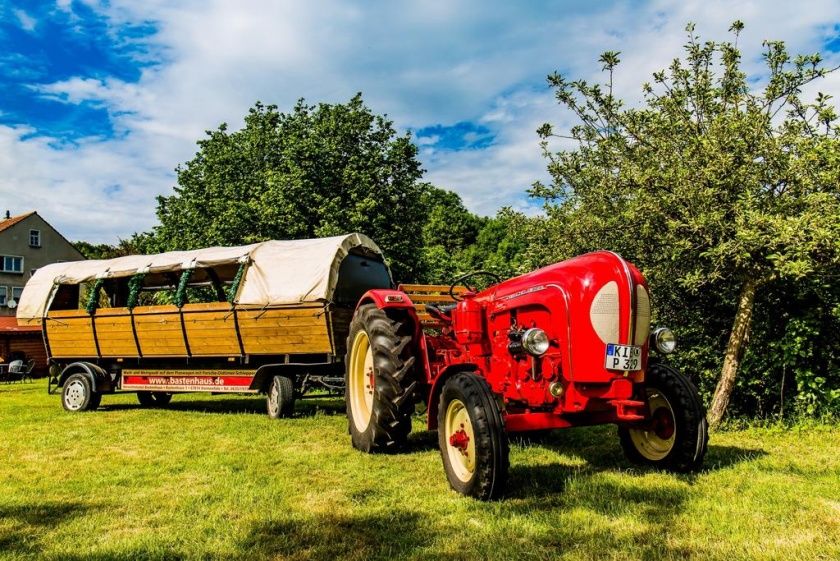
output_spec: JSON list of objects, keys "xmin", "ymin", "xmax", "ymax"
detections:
[
  {"xmin": 137, "ymin": 392, "xmax": 173, "ymax": 408},
  {"xmin": 267, "ymin": 375, "xmax": 295, "ymax": 418},
  {"xmin": 153, "ymin": 392, "xmax": 172, "ymax": 406},
  {"xmin": 345, "ymin": 304, "xmax": 418, "ymax": 452},
  {"xmin": 438, "ymin": 372, "xmax": 509, "ymax": 500},
  {"xmin": 619, "ymin": 363, "xmax": 708, "ymax": 472},
  {"xmin": 62, "ymin": 373, "xmax": 100, "ymax": 412}
]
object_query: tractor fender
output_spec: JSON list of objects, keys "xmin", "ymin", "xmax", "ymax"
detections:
[
  {"xmin": 356, "ymin": 289, "xmax": 416, "ymax": 312},
  {"xmin": 426, "ymin": 364, "xmax": 482, "ymax": 431},
  {"xmin": 58, "ymin": 362, "xmax": 112, "ymax": 393}
]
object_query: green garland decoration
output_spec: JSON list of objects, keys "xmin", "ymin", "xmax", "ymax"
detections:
[
  {"xmin": 85, "ymin": 278, "xmax": 105, "ymax": 315},
  {"xmin": 175, "ymin": 269, "xmax": 193, "ymax": 308},
  {"xmin": 127, "ymin": 273, "xmax": 146, "ymax": 310},
  {"xmin": 227, "ymin": 261, "xmax": 248, "ymax": 303}
]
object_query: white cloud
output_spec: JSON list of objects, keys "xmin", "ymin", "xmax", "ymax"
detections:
[
  {"xmin": 2, "ymin": 0, "xmax": 840, "ymax": 242},
  {"xmin": 13, "ymin": 9, "xmax": 37, "ymax": 32}
]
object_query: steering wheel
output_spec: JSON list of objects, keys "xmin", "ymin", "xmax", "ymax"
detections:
[{"xmin": 449, "ymin": 271, "xmax": 503, "ymax": 301}]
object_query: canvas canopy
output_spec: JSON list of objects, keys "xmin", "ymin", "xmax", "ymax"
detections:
[{"xmin": 17, "ymin": 233, "xmax": 387, "ymax": 323}]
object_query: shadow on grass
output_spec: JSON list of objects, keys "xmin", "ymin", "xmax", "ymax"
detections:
[
  {"xmin": 508, "ymin": 477, "xmax": 698, "ymax": 559},
  {"xmin": 0, "ymin": 502, "xmax": 91, "ymax": 556},
  {"xmin": 99, "ymin": 396, "xmax": 346, "ymax": 418},
  {"xmin": 513, "ymin": 424, "xmax": 767, "ymax": 472},
  {"xmin": 405, "ymin": 429, "xmax": 438, "ymax": 453},
  {"xmin": 241, "ymin": 510, "xmax": 431, "ymax": 561}
]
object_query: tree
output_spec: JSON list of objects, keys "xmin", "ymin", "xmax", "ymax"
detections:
[
  {"xmin": 418, "ymin": 186, "xmax": 482, "ymax": 283},
  {"xmin": 73, "ymin": 239, "xmax": 146, "ymax": 260},
  {"xmin": 151, "ymin": 94, "xmax": 427, "ymax": 281},
  {"xmin": 532, "ymin": 23, "xmax": 840, "ymax": 426},
  {"xmin": 416, "ymin": 190, "xmax": 533, "ymax": 286}
]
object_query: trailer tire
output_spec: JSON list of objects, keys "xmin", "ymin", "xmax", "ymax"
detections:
[
  {"xmin": 438, "ymin": 371, "xmax": 508, "ymax": 500},
  {"xmin": 267, "ymin": 375, "xmax": 295, "ymax": 419},
  {"xmin": 137, "ymin": 392, "xmax": 173, "ymax": 408},
  {"xmin": 62, "ymin": 373, "xmax": 100, "ymax": 412},
  {"xmin": 618, "ymin": 363, "xmax": 708, "ymax": 473},
  {"xmin": 345, "ymin": 304, "xmax": 418, "ymax": 453}
]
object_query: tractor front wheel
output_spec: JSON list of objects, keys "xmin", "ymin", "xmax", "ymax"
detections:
[
  {"xmin": 345, "ymin": 304, "xmax": 418, "ymax": 452},
  {"xmin": 619, "ymin": 363, "xmax": 708, "ymax": 472},
  {"xmin": 438, "ymin": 372, "xmax": 509, "ymax": 500}
]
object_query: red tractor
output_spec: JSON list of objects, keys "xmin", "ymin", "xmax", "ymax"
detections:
[{"xmin": 345, "ymin": 251, "xmax": 708, "ymax": 499}]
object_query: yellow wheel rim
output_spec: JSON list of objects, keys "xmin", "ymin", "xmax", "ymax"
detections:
[
  {"xmin": 445, "ymin": 398, "xmax": 476, "ymax": 482},
  {"xmin": 629, "ymin": 390, "xmax": 676, "ymax": 461},
  {"xmin": 349, "ymin": 330, "xmax": 375, "ymax": 432}
]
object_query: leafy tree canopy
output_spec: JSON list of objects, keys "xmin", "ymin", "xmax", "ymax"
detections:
[
  {"xmin": 532, "ymin": 22, "xmax": 840, "ymax": 425},
  {"xmin": 148, "ymin": 94, "xmax": 427, "ymax": 282}
]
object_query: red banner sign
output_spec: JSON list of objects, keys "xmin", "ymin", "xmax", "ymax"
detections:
[{"xmin": 121, "ymin": 370, "xmax": 258, "ymax": 393}]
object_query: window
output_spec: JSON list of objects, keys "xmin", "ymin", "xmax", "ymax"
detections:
[
  {"xmin": 0, "ymin": 287, "xmax": 6, "ymax": 306},
  {"xmin": 11, "ymin": 287, "xmax": 22, "ymax": 302},
  {"xmin": 29, "ymin": 229, "xmax": 41, "ymax": 247},
  {"xmin": 1, "ymin": 256, "xmax": 23, "ymax": 274}
]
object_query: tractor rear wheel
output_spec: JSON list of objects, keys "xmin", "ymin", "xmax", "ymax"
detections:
[
  {"xmin": 438, "ymin": 372, "xmax": 509, "ymax": 500},
  {"xmin": 619, "ymin": 363, "xmax": 708, "ymax": 472},
  {"xmin": 345, "ymin": 304, "xmax": 418, "ymax": 452}
]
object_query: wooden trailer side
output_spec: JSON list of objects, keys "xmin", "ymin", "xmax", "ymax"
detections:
[
  {"xmin": 45, "ymin": 301, "xmax": 340, "ymax": 361},
  {"xmin": 45, "ymin": 310, "xmax": 98, "ymax": 358}
]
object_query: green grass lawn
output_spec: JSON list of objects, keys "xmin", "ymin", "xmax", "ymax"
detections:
[{"xmin": 0, "ymin": 380, "xmax": 837, "ymax": 561}]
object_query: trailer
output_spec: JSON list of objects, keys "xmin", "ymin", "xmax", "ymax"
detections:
[{"xmin": 16, "ymin": 234, "xmax": 391, "ymax": 416}]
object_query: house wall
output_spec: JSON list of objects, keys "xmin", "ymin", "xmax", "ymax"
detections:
[
  {"xmin": 0, "ymin": 213, "xmax": 84, "ymax": 317},
  {"xmin": 0, "ymin": 332, "xmax": 48, "ymax": 375}
]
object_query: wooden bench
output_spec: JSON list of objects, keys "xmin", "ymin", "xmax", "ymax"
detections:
[{"xmin": 397, "ymin": 284, "xmax": 468, "ymax": 327}]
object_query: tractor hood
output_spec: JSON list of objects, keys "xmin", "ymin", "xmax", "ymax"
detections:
[{"xmin": 484, "ymin": 251, "xmax": 650, "ymax": 380}]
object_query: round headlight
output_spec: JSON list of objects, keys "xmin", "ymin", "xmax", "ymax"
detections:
[
  {"xmin": 522, "ymin": 328, "xmax": 550, "ymax": 356},
  {"xmin": 651, "ymin": 327, "xmax": 677, "ymax": 354}
]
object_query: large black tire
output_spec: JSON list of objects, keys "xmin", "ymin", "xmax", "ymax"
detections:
[
  {"xmin": 137, "ymin": 392, "xmax": 172, "ymax": 408},
  {"xmin": 267, "ymin": 375, "xmax": 295, "ymax": 419},
  {"xmin": 619, "ymin": 363, "xmax": 708, "ymax": 473},
  {"xmin": 61, "ymin": 373, "xmax": 99, "ymax": 412},
  {"xmin": 345, "ymin": 304, "xmax": 418, "ymax": 452},
  {"xmin": 437, "ymin": 372, "xmax": 509, "ymax": 500}
]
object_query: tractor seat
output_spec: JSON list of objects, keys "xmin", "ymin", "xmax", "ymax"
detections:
[{"xmin": 424, "ymin": 303, "xmax": 456, "ymax": 322}]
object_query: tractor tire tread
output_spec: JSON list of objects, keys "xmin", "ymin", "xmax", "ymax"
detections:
[{"xmin": 346, "ymin": 304, "xmax": 417, "ymax": 453}]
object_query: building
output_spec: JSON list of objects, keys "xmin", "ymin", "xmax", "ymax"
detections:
[{"xmin": 0, "ymin": 211, "xmax": 85, "ymax": 372}]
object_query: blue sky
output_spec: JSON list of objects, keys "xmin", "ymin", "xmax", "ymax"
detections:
[{"xmin": 1, "ymin": 0, "xmax": 839, "ymax": 243}]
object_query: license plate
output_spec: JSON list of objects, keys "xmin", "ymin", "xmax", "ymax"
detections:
[{"xmin": 605, "ymin": 344, "xmax": 642, "ymax": 371}]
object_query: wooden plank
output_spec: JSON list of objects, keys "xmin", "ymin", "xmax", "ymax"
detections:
[
  {"xmin": 47, "ymin": 318, "xmax": 97, "ymax": 356},
  {"xmin": 180, "ymin": 302, "xmax": 232, "ymax": 312},
  {"xmin": 237, "ymin": 326, "xmax": 329, "ymax": 337},
  {"xmin": 94, "ymin": 307, "xmax": 131, "ymax": 317},
  {"xmin": 135, "ymin": 316, "xmax": 187, "ymax": 355},
  {"xmin": 93, "ymin": 312, "xmax": 139, "ymax": 357},
  {"xmin": 132, "ymin": 305, "xmax": 181, "ymax": 315},
  {"xmin": 244, "ymin": 341, "xmax": 331, "ymax": 354},
  {"xmin": 47, "ymin": 310, "xmax": 89, "ymax": 319},
  {"xmin": 182, "ymin": 306, "xmax": 240, "ymax": 356}
]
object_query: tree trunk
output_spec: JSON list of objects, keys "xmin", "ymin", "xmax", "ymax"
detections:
[{"xmin": 707, "ymin": 278, "xmax": 758, "ymax": 429}]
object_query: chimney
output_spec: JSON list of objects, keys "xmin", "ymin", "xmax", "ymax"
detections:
[{"xmin": 3, "ymin": 210, "xmax": 9, "ymax": 219}]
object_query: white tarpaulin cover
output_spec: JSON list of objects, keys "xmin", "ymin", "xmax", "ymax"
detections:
[{"xmin": 17, "ymin": 233, "xmax": 386, "ymax": 323}]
